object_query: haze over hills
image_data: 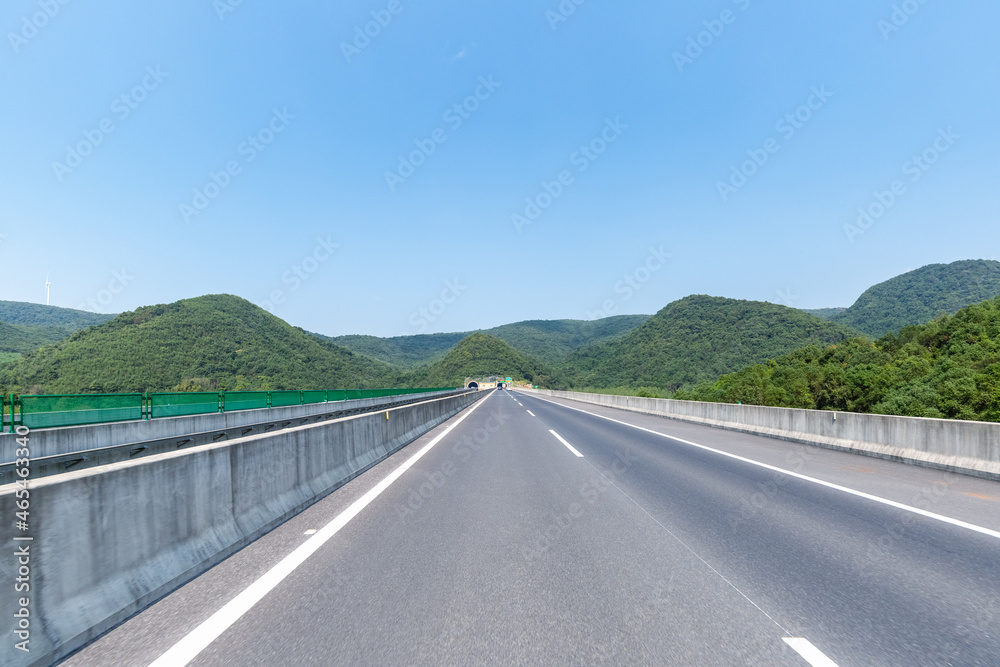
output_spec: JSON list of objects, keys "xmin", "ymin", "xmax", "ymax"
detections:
[
  {"xmin": 563, "ymin": 295, "xmax": 861, "ymax": 392},
  {"xmin": 0, "ymin": 295, "xmax": 397, "ymax": 394},
  {"xmin": 0, "ymin": 301, "xmax": 119, "ymax": 363},
  {"xmin": 0, "ymin": 300, "xmax": 116, "ymax": 330},
  {"xmin": 327, "ymin": 315, "xmax": 649, "ymax": 369}
]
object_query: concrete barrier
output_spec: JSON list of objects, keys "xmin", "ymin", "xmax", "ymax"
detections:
[
  {"xmin": 0, "ymin": 390, "xmax": 463, "ymax": 465},
  {"xmin": 0, "ymin": 390, "xmax": 483, "ymax": 667},
  {"xmin": 524, "ymin": 389, "xmax": 1000, "ymax": 481}
]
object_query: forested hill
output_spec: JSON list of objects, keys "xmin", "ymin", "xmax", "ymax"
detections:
[
  {"xmin": 562, "ymin": 295, "xmax": 860, "ymax": 391},
  {"xmin": 0, "ymin": 300, "xmax": 115, "ymax": 330},
  {"xmin": 677, "ymin": 295, "xmax": 1000, "ymax": 422},
  {"xmin": 410, "ymin": 333, "xmax": 561, "ymax": 388},
  {"xmin": 328, "ymin": 315, "xmax": 649, "ymax": 369},
  {"xmin": 831, "ymin": 259, "xmax": 1000, "ymax": 337},
  {"xmin": 0, "ymin": 294, "xmax": 397, "ymax": 394}
]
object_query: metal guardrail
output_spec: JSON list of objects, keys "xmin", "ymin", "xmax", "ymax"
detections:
[
  {"xmin": 0, "ymin": 389, "xmax": 475, "ymax": 484},
  {"xmin": 3, "ymin": 387, "xmax": 457, "ymax": 432}
]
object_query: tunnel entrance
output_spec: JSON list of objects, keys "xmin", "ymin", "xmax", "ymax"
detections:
[{"xmin": 467, "ymin": 382, "xmax": 479, "ymax": 389}]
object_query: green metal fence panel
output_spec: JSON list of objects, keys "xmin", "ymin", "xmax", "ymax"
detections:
[
  {"xmin": 19, "ymin": 393, "xmax": 144, "ymax": 429},
  {"xmin": 302, "ymin": 390, "xmax": 328, "ymax": 405},
  {"xmin": 2, "ymin": 387, "xmax": 457, "ymax": 431},
  {"xmin": 149, "ymin": 392, "xmax": 221, "ymax": 418},
  {"xmin": 222, "ymin": 391, "xmax": 269, "ymax": 412},
  {"xmin": 269, "ymin": 391, "xmax": 303, "ymax": 408}
]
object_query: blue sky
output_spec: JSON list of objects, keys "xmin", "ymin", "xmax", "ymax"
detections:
[{"xmin": 1, "ymin": 0, "xmax": 998, "ymax": 337}]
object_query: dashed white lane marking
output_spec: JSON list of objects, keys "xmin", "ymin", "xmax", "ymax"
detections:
[
  {"xmin": 530, "ymin": 395, "xmax": 1000, "ymax": 541},
  {"xmin": 783, "ymin": 638, "xmax": 839, "ymax": 666},
  {"xmin": 148, "ymin": 395, "xmax": 491, "ymax": 667},
  {"xmin": 549, "ymin": 430, "xmax": 584, "ymax": 457},
  {"xmin": 527, "ymin": 410, "xmax": 535, "ymax": 417}
]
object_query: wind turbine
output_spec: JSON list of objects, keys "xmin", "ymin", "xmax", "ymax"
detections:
[{"xmin": 45, "ymin": 275, "xmax": 52, "ymax": 306}]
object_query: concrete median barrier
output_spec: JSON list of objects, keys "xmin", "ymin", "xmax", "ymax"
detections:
[
  {"xmin": 524, "ymin": 389, "xmax": 1000, "ymax": 481},
  {"xmin": 0, "ymin": 390, "xmax": 482, "ymax": 667}
]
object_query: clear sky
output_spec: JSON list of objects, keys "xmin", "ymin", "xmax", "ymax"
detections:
[{"xmin": 2, "ymin": 0, "xmax": 998, "ymax": 337}]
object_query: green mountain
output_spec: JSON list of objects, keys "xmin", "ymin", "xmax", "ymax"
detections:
[
  {"xmin": 0, "ymin": 300, "xmax": 115, "ymax": 330},
  {"xmin": 321, "ymin": 332, "xmax": 467, "ymax": 370},
  {"xmin": 327, "ymin": 315, "xmax": 649, "ymax": 369},
  {"xmin": 0, "ymin": 320, "xmax": 68, "ymax": 355},
  {"xmin": 0, "ymin": 301, "xmax": 117, "ymax": 362},
  {"xmin": 831, "ymin": 259, "xmax": 1000, "ymax": 337},
  {"xmin": 802, "ymin": 307, "xmax": 847, "ymax": 321},
  {"xmin": 485, "ymin": 316, "xmax": 649, "ymax": 364},
  {"xmin": 563, "ymin": 295, "xmax": 860, "ymax": 392},
  {"xmin": 0, "ymin": 294, "xmax": 397, "ymax": 394},
  {"xmin": 678, "ymin": 295, "xmax": 1000, "ymax": 422},
  {"xmin": 412, "ymin": 333, "xmax": 560, "ymax": 388}
]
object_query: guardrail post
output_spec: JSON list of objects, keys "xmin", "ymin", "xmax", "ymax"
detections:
[{"xmin": 218, "ymin": 392, "xmax": 224, "ymax": 414}]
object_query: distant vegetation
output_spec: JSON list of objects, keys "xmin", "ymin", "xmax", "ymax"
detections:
[
  {"xmin": 829, "ymin": 259, "xmax": 1000, "ymax": 337},
  {"xmin": 328, "ymin": 315, "xmax": 649, "ymax": 369},
  {"xmin": 410, "ymin": 333, "xmax": 562, "ymax": 388},
  {"xmin": 0, "ymin": 301, "xmax": 118, "ymax": 361},
  {"xmin": 0, "ymin": 320, "xmax": 68, "ymax": 356},
  {"xmin": 801, "ymin": 307, "xmax": 847, "ymax": 321},
  {"xmin": 5, "ymin": 260, "xmax": 1000, "ymax": 426},
  {"xmin": 0, "ymin": 300, "xmax": 115, "ymax": 329},
  {"xmin": 677, "ymin": 296, "xmax": 1000, "ymax": 422},
  {"xmin": 322, "ymin": 332, "xmax": 467, "ymax": 370},
  {"xmin": 0, "ymin": 295, "xmax": 397, "ymax": 394},
  {"xmin": 562, "ymin": 296, "xmax": 860, "ymax": 392}
]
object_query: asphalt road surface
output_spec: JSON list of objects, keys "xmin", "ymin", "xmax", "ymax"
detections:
[{"xmin": 65, "ymin": 389, "xmax": 1000, "ymax": 666}]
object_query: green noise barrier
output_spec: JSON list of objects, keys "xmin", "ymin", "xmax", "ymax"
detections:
[
  {"xmin": 18, "ymin": 393, "xmax": 145, "ymax": 429},
  {"xmin": 148, "ymin": 392, "xmax": 222, "ymax": 419},
  {"xmin": 6, "ymin": 387, "xmax": 459, "ymax": 431}
]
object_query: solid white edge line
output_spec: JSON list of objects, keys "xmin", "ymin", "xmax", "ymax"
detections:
[
  {"xmin": 549, "ymin": 429, "xmax": 584, "ymax": 457},
  {"xmin": 783, "ymin": 638, "xmax": 839, "ymax": 666},
  {"xmin": 527, "ymin": 410, "xmax": 535, "ymax": 417},
  {"xmin": 529, "ymin": 394, "xmax": 1000, "ymax": 541},
  {"xmin": 148, "ymin": 394, "xmax": 491, "ymax": 667}
]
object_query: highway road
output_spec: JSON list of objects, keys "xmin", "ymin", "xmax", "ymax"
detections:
[{"xmin": 65, "ymin": 389, "xmax": 1000, "ymax": 666}]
